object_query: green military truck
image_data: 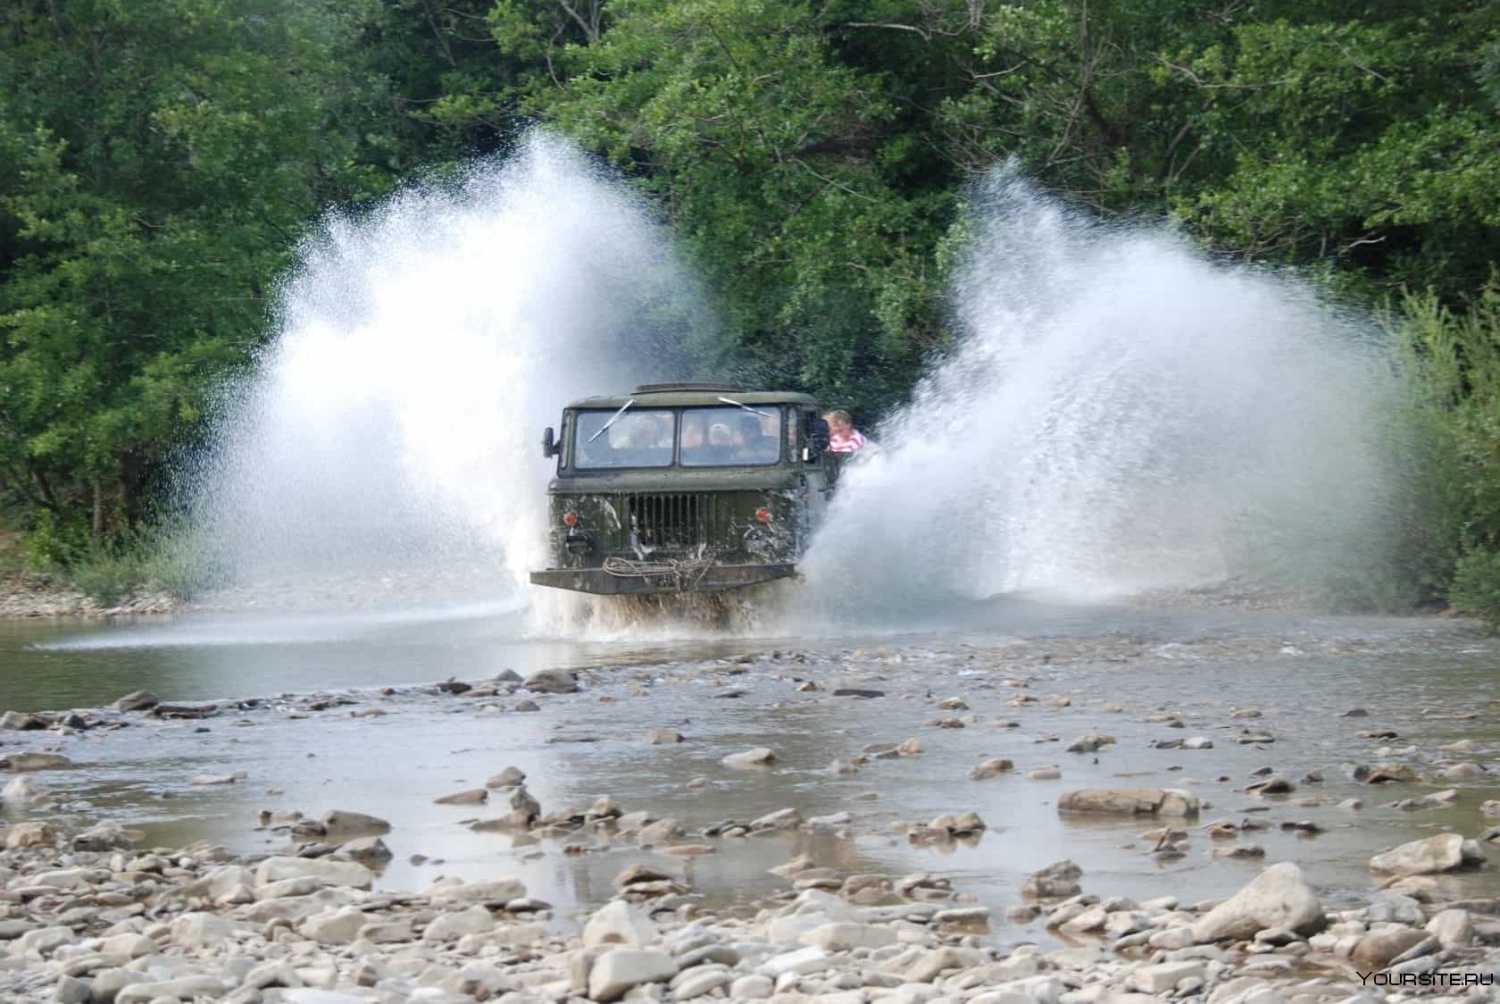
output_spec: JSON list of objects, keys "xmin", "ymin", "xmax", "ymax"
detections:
[{"xmin": 530, "ymin": 383, "xmax": 839, "ymax": 595}]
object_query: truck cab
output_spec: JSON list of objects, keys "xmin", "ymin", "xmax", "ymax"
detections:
[{"xmin": 530, "ymin": 383, "xmax": 836, "ymax": 595}]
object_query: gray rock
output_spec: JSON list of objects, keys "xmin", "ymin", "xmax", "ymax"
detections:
[
  {"xmin": 524, "ymin": 668, "xmax": 578, "ymax": 694},
  {"xmin": 1022, "ymin": 860, "xmax": 1083, "ymax": 900},
  {"xmin": 485, "ymin": 767, "xmax": 526, "ymax": 789},
  {"xmin": 11, "ymin": 925, "xmax": 74, "ymax": 956},
  {"xmin": 749, "ymin": 807, "xmax": 801, "ymax": 830},
  {"xmin": 0, "ymin": 751, "xmax": 73, "ymax": 771},
  {"xmin": 89, "ymin": 968, "xmax": 151, "ymax": 1004},
  {"xmin": 55, "ymin": 975, "xmax": 91, "ymax": 1004},
  {"xmin": 1057, "ymin": 788, "xmax": 1198, "ymax": 817},
  {"xmin": 1191, "ymin": 863, "xmax": 1324, "ymax": 942},
  {"xmin": 637, "ymin": 818, "xmax": 683, "ymax": 845},
  {"xmin": 583, "ymin": 900, "xmax": 656, "ymax": 949},
  {"xmin": 970, "ymin": 758, "xmax": 1014, "ymax": 780},
  {"xmin": 1351, "ymin": 927, "xmax": 1429, "ymax": 969},
  {"xmin": 1131, "ymin": 961, "xmax": 1206, "ymax": 993},
  {"xmin": 1369, "ymin": 833, "xmax": 1468, "ymax": 876},
  {"xmin": 358, "ymin": 918, "xmax": 415, "ymax": 944},
  {"xmin": 115, "ymin": 976, "xmax": 228, "ymax": 1004},
  {"xmin": 112, "ymin": 690, "xmax": 159, "ymax": 712},
  {"xmin": 588, "ymin": 948, "xmax": 679, "ymax": 1002},
  {"xmin": 730, "ymin": 974, "xmax": 775, "ymax": 999},
  {"xmin": 339, "ymin": 835, "xmax": 392, "ymax": 868},
  {"xmin": 299, "ymin": 908, "xmax": 368, "ymax": 945},
  {"xmin": 170, "ymin": 911, "xmax": 234, "ymax": 947},
  {"xmin": 319, "ymin": 809, "xmax": 391, "ymax": 839},
  {"xmin": 435, "ymin": 788, "xmax": 487, "ymax": 805},
  {"xmin": 427, "ymin": 877, "xmax": 528, "ymax": 906},
  {"xmin": 421, "ymin": 905, "xmax": 495, "ymax": 942},
  {"xmin": 670, "ymin": 965, "xmax": 732, "ymax": 999},
  {"xmin": 255, "ymin": 856, "xmax": 375, "ymax": 890},
  {"xmin": 799, "ymin": 923, "xmax": 898, "ymax": 951},
  {"xmin": 722, "ymin": 747, "xmax": 777, "ymax": 768},
  {"xmin": 1427, "ymin": 908, "xmax": 1473, "ymax": 947}
]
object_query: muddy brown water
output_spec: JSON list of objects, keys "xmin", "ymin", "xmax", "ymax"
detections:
[{"xmin": 3, "ymin": 599, "xmax": 1500, "ymax": 946}]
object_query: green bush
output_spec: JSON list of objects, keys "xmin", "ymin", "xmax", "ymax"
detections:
[
  {"xmin": 1390, "ymin": 282, "xmax": 1500, "ymax": 625},
  {"xmin": 1449, "ymin": 548, "xmax": 1500, "ymax": 627}
]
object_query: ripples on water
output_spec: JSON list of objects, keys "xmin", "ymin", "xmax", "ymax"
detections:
[{"xmin": 5, "ymin": 608, "xmax": 1500, "ymax": 934}]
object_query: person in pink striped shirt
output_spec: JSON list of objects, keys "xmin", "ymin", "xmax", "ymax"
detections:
[{"xmin": 823, "ymin": 409, "xmax": 872, "ymax": 453}]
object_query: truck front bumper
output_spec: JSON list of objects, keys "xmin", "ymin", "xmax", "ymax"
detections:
[{"xmin": 529, "ymin": 562, "xmax": 797, "ymax": 595}]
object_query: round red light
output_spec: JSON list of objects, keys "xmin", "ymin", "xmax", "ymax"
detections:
[
  {"xmin": 563, "ymin": 512, "xmax": 578, "ymax": 526},
  {"xmin": 755, "ymin": 508, "xmax": 772, "ymax": 523}
]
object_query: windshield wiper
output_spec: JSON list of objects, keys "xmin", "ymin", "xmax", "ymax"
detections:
[
  {"xmin": 717, "ymin": 396, "xmax": 774, "ymax": 418},
  {"xmin": 588, "ymin": 399, "xmax": 636, "ymax": 443}
]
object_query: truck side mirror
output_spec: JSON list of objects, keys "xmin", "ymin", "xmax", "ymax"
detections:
[
  {"xmin": 541, "ymin": 427, "xmax": 560, "ymax": 458},
  {"xmin": 806, "ymin": 415, "xmax": 830, "ymax": 459}
]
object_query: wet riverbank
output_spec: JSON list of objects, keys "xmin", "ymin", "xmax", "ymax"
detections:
[{"xmin": 3, "ymin": 607, "xmax": 1500, "ymax": 1000}]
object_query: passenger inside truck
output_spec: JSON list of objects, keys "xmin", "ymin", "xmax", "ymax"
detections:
[
  {"xmin": 732, "ymin": 415, "xmax": 779, "ymax": 464},
  {"xmin": 574, "ymin": 408, "xmax": 675, "ymax": 468},
  {"xmin": 681, "ymin": 406, "xmax": 782, "ymax": 467}
]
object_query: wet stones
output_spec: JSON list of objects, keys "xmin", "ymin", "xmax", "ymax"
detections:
[
  {"xmin": 583, "ymin": 900, "xmax": 657, "ymax": 949},
  {"xmin": 1351, "ymin": 926, "xmax": 1429, "ymax": 969},
  {"xmin": 5, "ymin": 821, "xmax": 56, "ymax": 849},
  {"xmin": 434, "ymin": 788, "xmax": 487, "ymax": 805},
  {"xmin": 721, "ymin": 747, "xmax": 776, "ymax": 768},
  {"xmin": 1359, "ymin": 763, "xmax": 1420, "ymax": 784},
  {"xmin": 0, "ymin": 711, "xmax": 47, "ymax": 730},
  {"xmin": 254, "ymin": 855, "xmax": 375, "ymax": 890},
  {"xmin": 588, "ymin": 948, "xmax": 678, "ymax": 1002},
  {"xmin": 523, "ymin": 668, "xmax": 578, "ymax": 694},
  {"xmin": 1022, "ymin": 860, "xmax": 1082, "ymax": 900},
  {"xmin": 1057, "ymin": 788, "xmax": 1200, "ymax": 817},
  {"xmin": 0, "ymin": 751, "xmax": 73, "ymax": 772},
  {"xmin": 969, "ymin": 758, "xmax": 1014, "ymax": 780},
  {"xmin": 1066, "ymin": 734, "xmax": 1114, "ymax": 753},
  {"xmin": 319, "ymin": 809, "xmax": 391, "ymax": 839},
  {"xmin": 427, "ymin": 876, "xmax": 528, "ymax": 907},
  {"xmin": 1191, "ymin": 863, "xmax": 1325, "ymax": 942},
  {"xmin": 1369, "ymin": 833, "xmax": 1485, "ymax": 876},
  {"xmin": 111, "ymin": 689, "xmax": 159, "ymax": 712},
  {"xmin": 646, "ymin": 728, "xmax": 683, "ymax": 744},
  {"xmin": 1154, "ymin": 736, "xmax": 1214, "ymax": 750},
  {"xmin": 637, "ymin": 817, "xmax": 683, "ymax": 845},
  {"xmin": 339, "ymin": 835, "xmax": 392, "ymax": 868},
  {"xmin": 485, "ymin": 766, "xmax": 525, "ymax": 789},
  {"xmin": 749, "ymin": 808, "xmax": 802, "ymax": 831}
]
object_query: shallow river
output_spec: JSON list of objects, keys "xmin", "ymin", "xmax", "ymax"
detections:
[{"xmin": 3, "ymin": 599, "xmax": 1499, "ymax": 947}]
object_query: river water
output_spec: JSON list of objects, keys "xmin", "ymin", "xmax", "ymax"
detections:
[{"xmin": 3, "ymin": 601, "xmax": 1499, "ymax": 944}]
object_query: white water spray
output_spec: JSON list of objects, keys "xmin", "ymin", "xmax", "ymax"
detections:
[
  {"xmin": 190, "ymin": 134, "xmax": 703, "ymax": 608},
  {"xmin": 803, "ymin": 169, "xmax": 1397, "ymax": 610}
]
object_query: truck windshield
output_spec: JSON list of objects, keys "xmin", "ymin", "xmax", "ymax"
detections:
[
  {"xmin": 681, "ymin": 406, "xmax": 782, "ymax": 467},
  {"xmin": 573, "ymin": 409, "xmax": 675, "ymax": 469}
]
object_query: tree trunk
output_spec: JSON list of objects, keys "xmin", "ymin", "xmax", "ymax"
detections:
[{"xmin": 92, "ymin": 480, "xmax": 105, "ymax": 539}]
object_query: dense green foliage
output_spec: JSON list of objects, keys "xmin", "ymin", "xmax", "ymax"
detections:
[{"xmin": 1, "ymin": 0, "xmax": 1498, "ymax": 608}]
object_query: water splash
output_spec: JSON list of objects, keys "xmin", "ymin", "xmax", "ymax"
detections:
[
  {"xmin": 803, "ymin": 169, "xmax": 1397, "ymax": 611},
  {"xmin": 189, "ymin": 133, "xmax": 704, "ymax": 608}
]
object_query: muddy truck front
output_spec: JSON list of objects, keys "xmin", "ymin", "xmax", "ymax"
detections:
[{"xmin": 529, "ymin": 384, "xmax": 836, "ymax": 595}]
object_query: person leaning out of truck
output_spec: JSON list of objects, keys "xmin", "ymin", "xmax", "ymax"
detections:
[{"xmin": 823, "ymin": 409, "xmax": 874, "ymax": 453}]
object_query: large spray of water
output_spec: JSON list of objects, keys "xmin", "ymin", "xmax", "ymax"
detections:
[
  {"xmin": 190, "ymin": 143, "xmax": 1398, "ymax": 627},
  {"xmin": 191, "ymin": 134, "xmax": 701, "ymax": 608},
  {"xmin": 802, "ymin": 170, "xmax": 1397, "ymax": 611}
]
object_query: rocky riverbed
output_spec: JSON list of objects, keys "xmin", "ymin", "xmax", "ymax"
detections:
[{"xmin": 4, "ymin": 622, "xmax": 1500, "ymax": 1002}]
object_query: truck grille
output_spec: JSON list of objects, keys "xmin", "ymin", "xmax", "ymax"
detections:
[{"xmin": 626, "ymin": 493, "xmax": 713, "ymax": 551}]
